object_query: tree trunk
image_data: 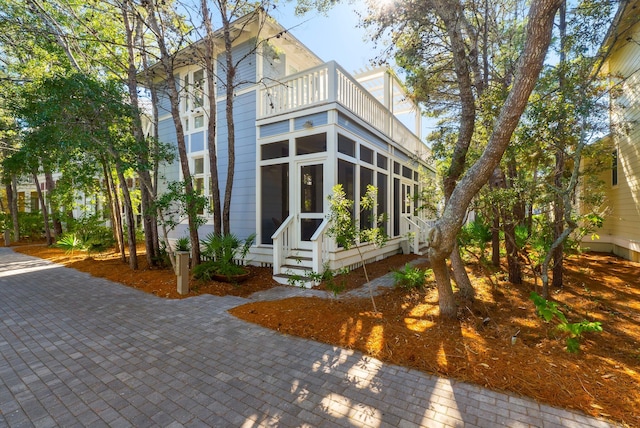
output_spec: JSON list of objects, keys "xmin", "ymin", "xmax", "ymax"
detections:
[
  {"xmin": 10, "ymin": 175, "xmax": 19, "ymax": 241},
  {"xmin": 432, "ymin": 256, "xmax": 457, "ymax": 318},
  {"xmin": 551, "ymin": 0, "xmax": 567, "ymax": 291},
  {"xmin": 503, "ymin": 161, "xmax": 522, "ymax": 284},
  {"xmin": 222, "ymin": 12, "xmax": 236, "ymax": 235},
  {"xmin": 145, "ymin": 3, "xmax": 201, "ymax": 265},
  {"xmin": 103, "ymin": 160, "xmax": 125, "ymax": 261},
  {"xmin": 491, "ymin": 209, "xmax": 501, "ymax": 267},
  {"xmin": 122, "ymin": 1, "xmax": 158, "ymax": 266},
  {"xmin": 200, "ymin": 0, "xmax": 223, "ymax": 236},
  {"xmin": 427, "ymin": 0, "xmax": 561, "ymax": 318},
  {"xmin": 44, "ymin": 170, "xmax": 63, "ymax": 237},
  {"xmin": 451, "ymin": 243, "xmax": 474, "ymax": 300},
  {"xmin": 32, "ymin": 172, "xmax": 53, "ymax": 246},
  {"xmin": 114, "ymin": 165, "xmax": 138, "ymax": 270}
]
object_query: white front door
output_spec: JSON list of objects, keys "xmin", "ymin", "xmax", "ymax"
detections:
[{"xmin": 297, "ymin": 162, "xmax": 324, "ymax": 250}]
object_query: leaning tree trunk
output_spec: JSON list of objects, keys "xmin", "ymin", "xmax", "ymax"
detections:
[{"xmin": 427, "ymin": 0, "xmax": 561, "ymax": 318}]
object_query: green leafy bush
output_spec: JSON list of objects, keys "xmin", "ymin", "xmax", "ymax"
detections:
[
  {"xmin": 195, "ymin": 233, "xmax": 256, "ymax": 282},
  {"xmin": 18, "ymin": 212, "xmax": 44, "ymax": 239},
  {"xmin": 530, "ymin": 292, "xmax": 603, "ymax": 353},
  {"xmin": 393, "ymin": 263, "xmax": 429, "ymax": 290},
  {"xmin": 56, "ymin": 233, "xmax": 85, "ymax": 255},
  {"xmin": 174, "ymin": 236, "xmax": 191, "ymax": 252},
  {"xmin": 192, "ymin": 260, "xmax": 247, "ymax": 281}
]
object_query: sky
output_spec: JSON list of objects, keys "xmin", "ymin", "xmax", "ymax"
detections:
[{"xmin": 267, "ymin": 1, "xmax": 385, "ymax": 75}]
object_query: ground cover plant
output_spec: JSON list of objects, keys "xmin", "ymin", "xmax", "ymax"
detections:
[{"xmin": 7, "ymin": 241, "xmax": 640, "ymax": 426}]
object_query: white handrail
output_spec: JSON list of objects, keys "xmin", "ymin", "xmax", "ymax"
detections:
[
  {"xmin": 413, "ymin": 217, "xmax": 431, "ymax": 249},
  {"xmin": 310, "ymin": 218, "xmax": 331, "ymax": 276},
  {"xmin": 399, "ymin": 215, "xmax": 421, "ymax": 255},
  {"xmin": 271, "ymin": 215, "xmax": 294, "ymax": 275},
  {"xmin": 258, "ymin": 61, "xmax": 425, "ymax": 157}
]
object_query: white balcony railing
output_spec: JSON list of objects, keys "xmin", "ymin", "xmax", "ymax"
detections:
[{"xmin": 259, "ymin": 61, "xmax": 425, "ymax": 155}]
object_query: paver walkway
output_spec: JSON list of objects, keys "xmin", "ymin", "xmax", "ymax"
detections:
[{"xmin": 0, "ymin": 248, "xmax": 618, "ymax": 427}]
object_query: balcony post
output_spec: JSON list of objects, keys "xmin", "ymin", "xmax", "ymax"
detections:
[{"xmin": 327, "ymin": 61, "xmax": 337, "ymax": 104}]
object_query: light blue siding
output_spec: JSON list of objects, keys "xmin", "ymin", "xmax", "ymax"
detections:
[
  {"xmin": 337, "ymin": 113, "xmax": 388, "ymax": 150},
  {"xmin": 157, "ymin": 91, "xmax": 172, "ymax": 117},
  {"xmin": 190, "ymin": 131, "xmax": 204, "ymax": 152},
  {"xmin": 217, "ymin": 40, "xmax": 257, "ymax": 91},
  {"xmin": 260, "ymin": 120, "xmax": 289, "ymax": 137},
  {"xmin": 157, "ymin": 118, "xmax": 180, "ymax": 187},
  {"xmin": 216, "ymin": 91, "xmax": 257, "ymax": 239},
  {"xmin": 294, "ymin": 112, "xmax": 328, "ymax": 130}
]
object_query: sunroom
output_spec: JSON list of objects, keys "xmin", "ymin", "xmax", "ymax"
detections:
[{"xmin": 252, "ymin": 62, "xmax": 436, "ymax": 284}]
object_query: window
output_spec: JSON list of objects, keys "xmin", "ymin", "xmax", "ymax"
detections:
[
  {"xmin": 338, "ymin": 134, "xmax": 355, "ymax": 157},
  {"xmin": 193, "ymin": 157, "xmax": 205, "ymax": 215},
  {"xmin": 377, "ymin": 173, "xmax": 388, "ymax": 233},
  {"xmin": 183, "ymin": 74, "xmax": 190, "ymax": 112},
  {"xmin": 612, "ymin": 149, "xmax": 618, "ymax": 186},
  {"xmin": 194, "ymin": 158, "xmax": 204, "ymax": 174},
  {"xmin": 360, "ymin": 167, "xmax": 374, "ymax": 231},
  {"xmin": 261, "ymin": 141, "xmax": 289, "ymax": 160},
  {"xmin": 377, "ymin": 154, "xmax": 387, "ymax": 169},
  {"xmin": 402, "ymin": 166, "xmax": 413, "ymax": 179},
  {"xmin": 193, "ymin": 69, "xmax": 204, "ymax": 108},
  {"xmin": 360, "ymin": 146, "xmax": 374, "ymax": 164},
  {"xmin": 194, "ymin": 115, "xmax": 204, "ymax": 129},
  {"xmin": 296, "ymin": 133, "xmax": 326, "ymax": 155},
  {"xmin": 261, "ymin": 164, "xmax": 289, "ymax": 244}
]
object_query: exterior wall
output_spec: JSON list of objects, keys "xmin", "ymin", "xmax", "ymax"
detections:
[
  {"xmin": 215, "ymin": 91, "xmax": 257, "ymax": 239},
  {"xmin": 588, "ymin": 16, "xmax": 640, "ymax": 261}
]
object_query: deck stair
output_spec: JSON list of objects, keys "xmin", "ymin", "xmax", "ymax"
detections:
[{"xmin": 272, "ymin": 248, "xmax": 315, "ymax": 287}]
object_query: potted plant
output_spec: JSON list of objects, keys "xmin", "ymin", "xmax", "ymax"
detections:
[{"xmin": 193, "ymin": 233, "xmax": 256, "ymax": 283}]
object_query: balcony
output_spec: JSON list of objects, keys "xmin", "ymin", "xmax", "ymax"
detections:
[{"xmin": 258, "ymin": 61, "xmax": 426, "ymax": 156}]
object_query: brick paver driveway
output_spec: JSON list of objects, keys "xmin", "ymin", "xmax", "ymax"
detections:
[{"xmin": 0, "ymin": 248, "xmax": 617, "ymax": 427}]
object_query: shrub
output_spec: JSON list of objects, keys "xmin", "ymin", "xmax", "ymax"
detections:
[
  {"xmin": 174, "ymin": 236, "xmax": 191, "ymax": 252},
  {"xmin": 530, "ymin": 292, "xmax": 603, "ymax": 353},
  {"xmin": 393, "ymin": 263, "xmax": 429, "ymax": 290}
]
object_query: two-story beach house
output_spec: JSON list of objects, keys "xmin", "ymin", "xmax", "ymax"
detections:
[
  {"xmin": 586, "ymin": 0, "xmax": 640, "ymax": 262},
  {"xmin": 149, "ymin": 11, "xmax": 436, "ymax": 284}
]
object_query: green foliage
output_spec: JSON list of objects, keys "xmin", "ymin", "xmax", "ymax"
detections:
[
  {"xmin": 458, "ymin": 216, "xmax": 492, "ymax": 261},
  {"xmin": 327, "ymin": 184, "xmax": 388, "ymax": 250},
  {"xmin": 56, "ymin": 233, "xmax": 85, "ymax": 255},
  {"xmin": 16, "ymin": 212, "xmax": 44, "ymax": 240},
  {"xmin": 192, "ymin": 260, "xmax": 247, "ymax": 282},
  {"xmin": 393, "ymin": 264, "xmax": 430, "ymax": 290},
  {"xmin": 194, "ymin": 232, "xmax": 256, "ymax": 282},
  {"xmin": 174, "ymin": 236, "xmax": 191, "ymax": 252},
  {"xmin": 306, "ymin": 263, "xmax": 346, "ymax": 296},
  {"xmin": 201, "ymin": 232, "xmax": 256, "ymax": 264},
  {"xmin": 66, "ymin": 215, "xmax": 115, "ymax": 255},
  {"xmin": 530, "ymin": 292, "xmax": 603, "ymax": 353}
]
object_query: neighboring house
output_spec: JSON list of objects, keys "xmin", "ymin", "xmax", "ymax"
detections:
[
  {"xmin": 150, "ymin": 11, "xmax": 436, "ymax": 284},
  {"xmin": 586, "ymin": 0, "xmax": 640, "ymax": 262}
]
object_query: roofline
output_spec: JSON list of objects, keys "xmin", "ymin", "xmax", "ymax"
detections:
[
  {"xmin": 140, "ymin": 9, "xmax": 323, "ymax": 83},
  {"xmin": 594, "ymin": 0, "xmax": 640, "ymax": 75}
]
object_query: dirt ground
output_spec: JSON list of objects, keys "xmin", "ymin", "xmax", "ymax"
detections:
[{"xmin": 10, "ymin": 242, "xmax": 640, "ymax": 427}]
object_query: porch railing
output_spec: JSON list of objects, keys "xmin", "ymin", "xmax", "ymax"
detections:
[
  {"xmin": 399, "ymin": 215, "xmax": 421, "ymax": 255},
  {"xmin": 310, "ymin": 218, "xmax": 331, "ymax": 276},
  {"xmin": 259, "ymin": 61, "xmax": 425, "ymax": 156},
  {"xmin": 413, "ymin": 217, "xmax": 434, "ymax": 250},
  {"xmin": 271, "ymin": 215, "xmax": 294, "ymax": 275}
]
